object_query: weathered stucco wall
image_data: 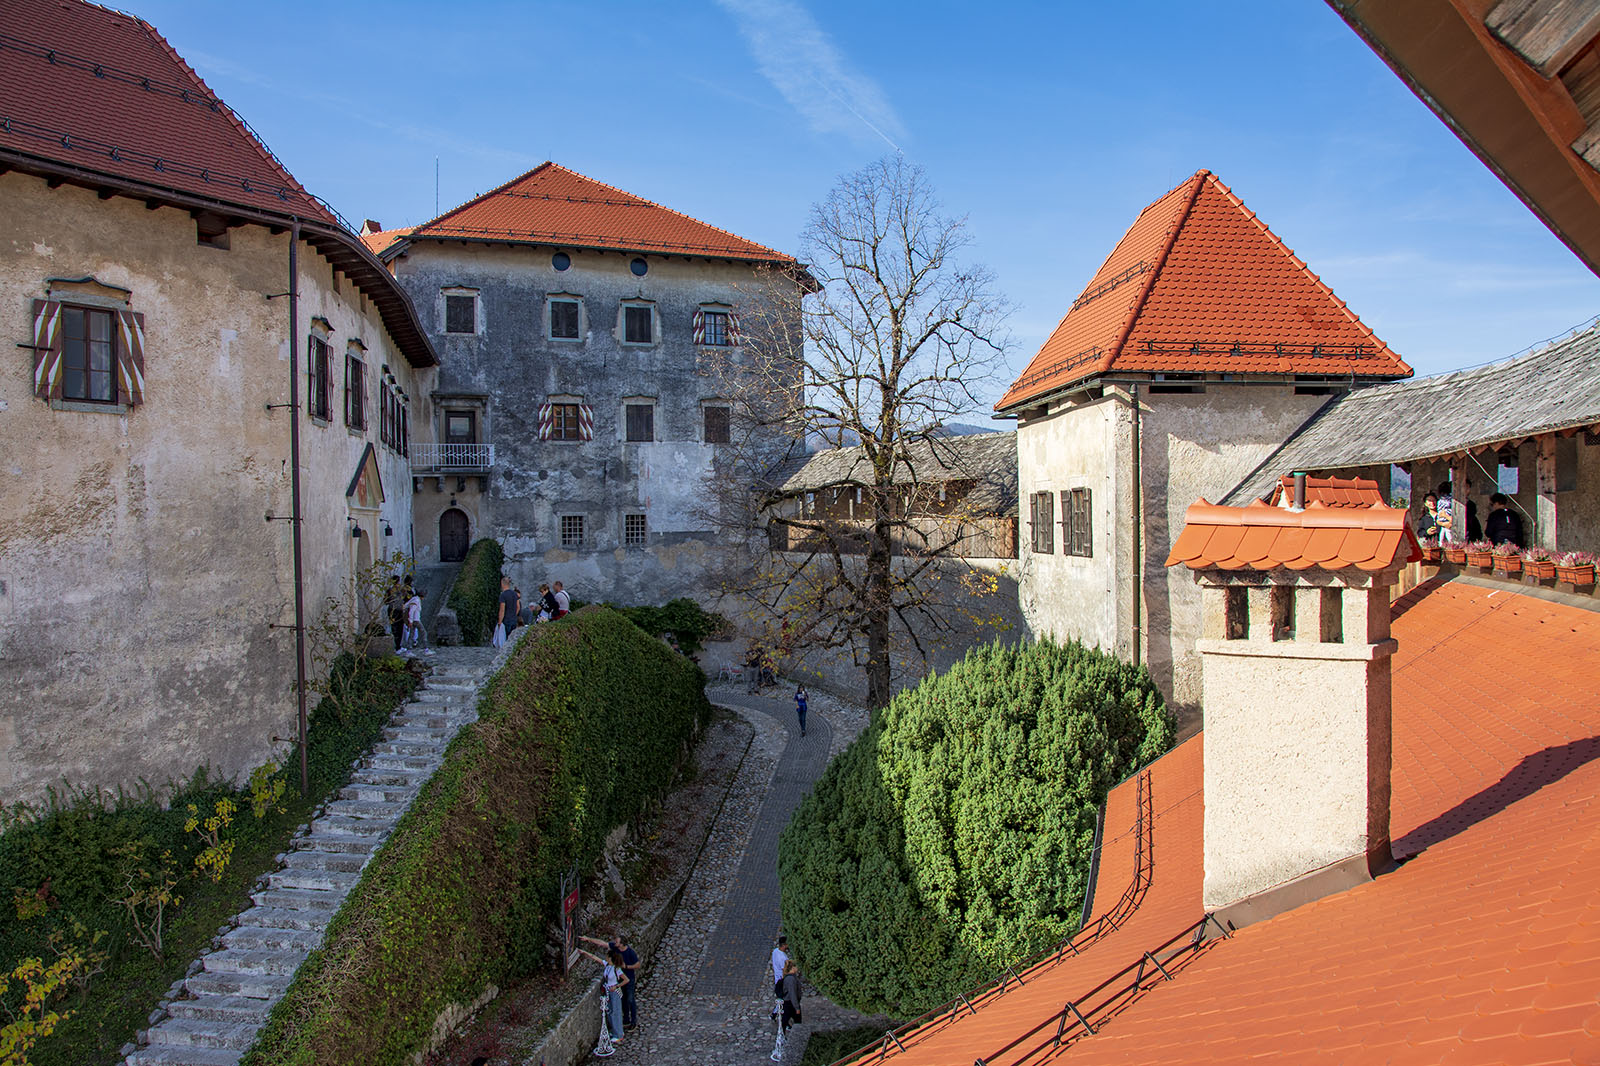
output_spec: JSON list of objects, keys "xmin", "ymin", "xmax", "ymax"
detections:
[
  {"xmin": 0, "ymin": 172, "xmax": 431, "ymax": 804},
  {"xmin": 390, "ymin": 241, "xmax": 795, "ymax": 606}
]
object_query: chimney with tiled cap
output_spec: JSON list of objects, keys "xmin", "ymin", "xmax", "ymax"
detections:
[{"xmin": 1166, "ymin": 497, "xmax": 1420, "ymax": 929}]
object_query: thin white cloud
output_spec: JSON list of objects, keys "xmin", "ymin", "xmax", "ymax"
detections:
[{"xmin": 713, "ymin": 0, "xmax": 906, "ymax": 151}]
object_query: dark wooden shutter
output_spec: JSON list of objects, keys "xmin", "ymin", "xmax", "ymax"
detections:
[{"xmin": 31, "ymin": 299, "xmax": 65, "ymax": 401}]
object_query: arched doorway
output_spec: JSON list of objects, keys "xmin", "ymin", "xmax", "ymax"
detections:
[{"xmin": 440, "ymin": 509, "xmax": 469, "ymax": 562}]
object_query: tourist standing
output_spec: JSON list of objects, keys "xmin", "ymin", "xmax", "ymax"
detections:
[
  {"xmin": 494, "ymin": 576, "xmax": 517, "ymax": 648},
  {"xmin": 1486, "ymin": 493, "xmax": 1526, "ymax": 547},
  {"xmin": 584, "ymin": 932, "xmax": 640, "ymax": 1029},
  {"xmin": 771, "ymin": 935, "xmax": 789, "ymax": 998},
  {"xmin": 779, "ymin": 959, "xmax": 803, "ymax": 1034},
  {"xmin": 794, "ymin": 687, "xmax": 808, "ymax": 738},
  {"xmin": 401, "ymin": 585, "xmax": 426, "ymax": 655},
  {"xmin": 576, "ymin": 943, "xmax": 628, "ymax": 1046},
  {"xmin": 1435, "ymin": 482, "xmax": 1456, "ymax": 544},
  {"xmin": 1420, "ymin": 493, "xmax": 1440, "ymax": 541},
  {"xmin": 553, "ymin": 580, "xmax": 571, "ymax": 619},
  {"xmin": 538, "ymin": 583, "xmax": 556, "ymax": 621}
]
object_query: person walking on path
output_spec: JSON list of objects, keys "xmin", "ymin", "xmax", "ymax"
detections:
[
  {"xmin": 576, "ymin": 943, "xmax": 629, "ymax": 1046},
  {"xmin": 493, "ymin": 576, "xmax": 517, "ymax": 647},
  {"xmin": 400, "ymin": 583, "xmax": 430, "ymax": 655},
  {"xmin": 794, "ymin": 687, "xmax": 808, "ymax": 737},
  {"xmin": 771, "ymin": 935, "xmax": 789, "ymax": 998},
  {"xmin": 779, "ymin": 958, "xmax": 803, "ymax": 1034},
  {"xmin": 583, "ymin": 932, "xmax": 640, "ymax": 1028}
]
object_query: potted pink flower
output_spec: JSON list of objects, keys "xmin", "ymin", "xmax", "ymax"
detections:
[
  {"xmin": 1464, "ymin": 539, "xmax": 1496, "ymax": 570},
  {"xmin": 1524, "ymin": 546, "xmax": 1557, "ymax": 582},
  {"xmin": 1418, "ymin": 536, "xmax": 1442, "ymax": 564},
  {"xmin": 1443, "ymin": 540, "xmax": 1467, "ymax": 565},
  {"xmin": 1555, "ymin": 551, "xmax": 1597, "ymax": 587},
  {"xmin": 1491, "ymin": 541, "xmax": 1522, "ymax": 577}
]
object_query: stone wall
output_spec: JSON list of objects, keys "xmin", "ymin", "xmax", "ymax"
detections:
[{"xmin": 0, "ymin": 172, "xmax": 433, "ymax": 804}]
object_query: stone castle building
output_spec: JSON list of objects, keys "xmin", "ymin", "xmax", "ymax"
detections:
[
  {"xmin": 362, "ymin": 164, "xmax": 807, "ymax": 604},
  {"xmin": 0, "ymin": 0, "xmax": 437, "ymax": 805}
]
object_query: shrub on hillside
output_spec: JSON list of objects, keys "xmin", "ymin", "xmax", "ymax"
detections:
[
  {"xmin": 610, "ymin": 597, "xmax": 728, "ymax": 654},
  {"xmin": 446, "ymin": 538, "xmax": 505, "ymax": 645},
  {"xmin": 246, "ymin": 606, "xmax": 712, "ymax": 1066},
  {"xmin": 777, "ymin": 637, "xmax": 1173, "ymax": 1018}
]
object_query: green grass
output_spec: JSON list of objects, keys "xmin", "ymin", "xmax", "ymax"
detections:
[{"xmin": 799, "ymin": 1023, "xmax": 895, "ymax": 1066}]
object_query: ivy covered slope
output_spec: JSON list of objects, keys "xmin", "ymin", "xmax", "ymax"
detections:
[
  {"xmin": 778, "ymin": 637, "xmax": 1174, "ymax": 1018},
  {"xmin": 446, "ymin": 537, "xmax": 505, "ymax": 646},
  {"xmin": 246, "ymin": 606, "xmax": 711, "ymax": 1066}
]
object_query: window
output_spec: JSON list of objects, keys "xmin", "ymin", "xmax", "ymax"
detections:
[
  {"xmin": 549, "ymin": 299, "xmax": 580, "ymax": 340},
  {"xmin": 561, "ymin": 514, "xmax": 585, "ymax": 548},
  {"xmin": 307, "ymin": 336, "xmax": 331, "ymax": 420},
  {"xmin": 694, "ymin": 307, "xmax": 739, "ymax": 347},
  {"xmin": 1029, "ymin": 491, "xmax": 1054, "ymax": 554},
  {"xmin": 703, "ymin": 405, "xmax": 731, "ymax": 444},
  {"xmin": 703, "ymin": 311, "xmax": 729, "ymax": 346},
  {"xmin": 549, "ymin": 403, "xmax": 582, "ymax": 441},
  {"xmin": 625, "ymin": 403, "xmax": 654, "ymax": 442},
  {"xmin": 61, "ymin": 306, "xmax": 117, "ymax": 403},
  {"xmin": 344, "ymin": 354, "xmax": 366, "ymax": 429},
  {"xmin": 1063, "ymin": 488, "xmax": 1092, "ymax": 557},
  {"xmin": 624, "ymin": 513, "xmax": 647, "ymax": 546},
  {"xmin": 623, "ymin": 305, "xmax": 653, "ymax": 344},
  {"xmin": 552, "ymin": 251, "xmax": 571, "ymax": 271},
  {"xmin": 444, "ymin": 293, "xmax": 476, "ymax": 334},
  {"xmin": 379, "ymin": 382, "xmax": 408, "ymax": 453},
  {"xmin": 630, "ymin": 257, "xmax": 648, "ymax": 277},
  {"xmin": 445, "ymin": 411, "xmax": 475, "ymax": 444}
]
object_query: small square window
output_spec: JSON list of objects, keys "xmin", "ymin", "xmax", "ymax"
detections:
[
  {"xmin": 561, "ymin": 514, "xmax": 585, "ymax": 548},
  {"xmin": 445, "ymin": 411, "xmax": 475, "ymax": 444},
  {"xmin": 703, "ymin": 311, "xmax": 729, "ymax": 346},
  {"xmin": 550, "ymin": 299, "xmax": 580, "ymax": 340},
  {"xmin": 624, "ymin": 513, "xmax": 647, "ymax": 546},
  {"xmin": 625, "ymin": 403, "xmax": 654, "ymax": 442},
  {"xmin": 551, "ymin": 403, "xmax": 582, "ymax": 441},
  {"xmin": 624, "ymin": 305, "xmax": 653, "ymax": 344},
  {"xmin": 703, "ymin": 405, "xmax": 731, "ymax": 444},
  {"xmin": 445, "ymin": 293, "xmax": 476, "ymax": 334}
]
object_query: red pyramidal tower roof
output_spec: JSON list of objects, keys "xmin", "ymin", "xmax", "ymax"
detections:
[
  {"xmin": 997, "ymin": 170, "xmax": 1410, "ymax": 411},
  {"xmin": 393, "ymin": 162, "xmax": 797, "ymax": 264}
]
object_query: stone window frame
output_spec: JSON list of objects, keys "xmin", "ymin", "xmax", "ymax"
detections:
[
  {"xmin": 35, "ymin": 278, "xmax": 142, "ymax": 415},
  {"xmin": 344, "ymin": 342, "xmax": 368, "ymax": 433},
  {"xmin": 441, "ymin": 286, "xmax": 480, "ymax": 336},
  {"xmin": 619, "ymin": 300, "xmax": 657, "ymax": 347},
  {"xmin": 307, "ymin": 318, "xmax": 333, "ymax": 423},
  {"xmin": 547, "ymin": 293, "xmax": 585, "ymax": 343}
]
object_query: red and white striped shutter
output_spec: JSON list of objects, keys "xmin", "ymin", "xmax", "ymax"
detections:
[
  {"xmin": 30, "ymin": 300, "xmax": 64, "ymax": 400},
  {"xmin": 692, "ymin": 309, "xmax": 705, "ymax": 345},
  {"xmin": 728, "ymin": 311, "xmax": 741, "ymax": 347},
  {"xmin": 537, "ymin": 403, "xmax": 553, "ymax": 440},
  {"xmin": 578, "ymin": 403, "xmax": 594, "ymax": 441},
  {"xmin": 116, "ymin": 311, "xmax": 146, "ymax": 406}
]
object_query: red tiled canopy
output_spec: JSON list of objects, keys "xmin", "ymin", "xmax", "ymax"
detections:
[
  {"xmin": 997, "ymin": 171, "xmax": 1410, "ymax": 411},
  {"xmin": 1264, "ymin": 474, "xmax": 1385, "ymax": 508},
  {"xmin": 1165, "ymin": 498, "xmax": 1420, "ymax": 572}
]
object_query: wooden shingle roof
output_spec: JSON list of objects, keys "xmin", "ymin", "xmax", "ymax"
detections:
[{"xmin": 771, "ymin": 432, "xmax": 1018, "ymax": 516}]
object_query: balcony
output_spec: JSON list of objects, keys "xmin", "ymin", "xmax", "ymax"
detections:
[{"xmin": 410, "ymin": 442, "xmax": 495, "ymax": 473}]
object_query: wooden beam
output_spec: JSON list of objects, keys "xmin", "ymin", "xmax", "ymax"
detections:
[
  {"xmin": 145, "ymin": 198, "xmax": 162, "ymax": 210},
  {"xmin": 46, "ymin": 176, "xmax": 65, "ymax": 189},
  {"xmin": 97, "ymin": 188, "xmax": 115, "ymax": 200},
  {"xmin": 1487, "ymin": 0, "xmax": 1600, "ymax": 75}
]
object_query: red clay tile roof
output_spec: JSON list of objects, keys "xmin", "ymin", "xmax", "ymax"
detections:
[
  {"xmin": 997, "ymin": 170, "xmax": 1410, "ymax": 412},
  {"xmin": 848, "ymin": 581, "xmax": 1600, "ymax": 1066},
  {"xmin": 1165, "ymin": 498, "xmax": 1421, "ymax": 572},
  {"xmin": 0, "ymin": 0, "xmax": 336, "ymax": 224},
  {"xmin": 1264, "ymin": 474, "xmax": 1386, "ymax": 508},
  {"xmin": 399, "ymin": 163, "xmax": 798, "ymax": 263},
  {"xmin": 360, "ymin": 226, "xmax": 413, "ymax": 258}
]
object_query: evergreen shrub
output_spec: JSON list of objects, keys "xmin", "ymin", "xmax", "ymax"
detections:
[
  {"xmin": 777, "ymin": 637, "xmax": 1173, "ymax": 1018},
  {"xmin": 609, "ymin": 597, "xmax": 728, "ymax": 654},
  {"xmin": 446, "ymin": 538, "xmax": 505, "ymax": 645},
  {"xmin": 246, "ymin": 606, "xmax": 712, "ymax": 1066}
]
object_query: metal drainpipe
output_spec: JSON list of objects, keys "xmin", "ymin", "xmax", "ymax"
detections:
[
  {"xmin": 1129, "ymin": 384, "xmax": 1142, "ymax": 669},
  {"xmin": 287, "ymin": 221, "xmax": 309, "ymax": 796}
]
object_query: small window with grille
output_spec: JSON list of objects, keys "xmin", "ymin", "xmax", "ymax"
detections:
[
  {"xmin": 624, "ymin": 513, "xmax": 647, "ymax": 546},
  {"xmin": 560, "ymin": 514, "xmax": 585, "ymax": 548}
]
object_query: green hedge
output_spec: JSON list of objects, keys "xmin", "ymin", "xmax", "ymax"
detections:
[
  {"xmin": 446, "ymin": 538, "xmax": 504, "ymax": 645},
  {"xmin": 609, "ymin": 597, "xmax": 728, "ymax": 654},
  {"xmin": 245, "ymin": 606, "xmax": 712, "ymax": 1066},
  {"xmin": 0, "ymin": 657, "xmax": 417, "ymax": 1066},
  {"xmin": 777, "ymin": 637, "xmax": 1173, "ymax": 1018}
]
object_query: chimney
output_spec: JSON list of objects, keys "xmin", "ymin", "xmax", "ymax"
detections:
[
  {"xmin": 1166, "ymin": 499, "xmax": 1418, "ymax": 930},
  {"xmin": 360, "ymin": 218, "xmax": 383, "ymax": 236}
]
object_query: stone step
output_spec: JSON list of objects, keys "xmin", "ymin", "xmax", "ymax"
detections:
[
  {"xmin": 338, "ymin": 782, "xmax": 417, "ymax": 803},
  {"xmin": 391, "ymin": 709, "xmax": 470, "ymax": 728},
  {"xmin": 319, "ymin": 813, "xmax": 399, "ymax": 838},
  {"xmin": 184, "ymin": 968, "xmax": 293, "ymax": 1000},
  {"xmin": 144, "ymin": 1016, "xmax": 259, "ymax": 1051},
  {"xmin": 237, "ymin": 905, "xmax": 324, "ymax": 931},
  {"xmin": 369, "ymin": 737, "xmax": 443, "ymax": 755},
  {"xmin": 381, "ymin": 725, "xmax": 451, "ymax": 743},
  {"xmin": 323, "ymin": 798, "xmax": 410, "ymax": 819},
  {"xmin": 348, "ymin": 766, "xmax": 432, "ymax": 787},
  {"xmin": 204, "ymin": 947, "xmax": 306, "ymax": 978},
  {"xmin": 126, "ymin": 1045, "xmax": 243, "ymax": 1066},
  {"xmin": 164, "ymin": 995, "xmax": 274, "ymax": 1025},
  {"xmin": 280, "ymin": 847, "xmax": 369, "ymax": 873},
  {"xmin": 411, "ymin": 687, "xmax": 474, "ymax": 703},
  {"xmin": 293, "ymin": 830, "xmax": 380, "ymax": 855},
  {"xmin": 248, "ymin": 887, "xmax": 344, "ymax": 913},
  {"xmin": 221, "ymin": 924, "xmax": 323, "ymax": 953},
  {"xmin": 419, "ymin": 677, "xmax": 478, "ymax": 692},
  {"xmin": 267, "ymin": 867, "xmax": 361, "ymax": 893},
  {"xmin": 366, "ymin": 750, "xmax": 440, "ymax": 769}
]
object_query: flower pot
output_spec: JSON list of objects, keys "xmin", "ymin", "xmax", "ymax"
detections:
[
  {"xmin": 1526, "ymin": 559, "xmax": 1556, "ymax": 582},
  {"xmin": 1421, "ymin": 546, "xmax": 1442, "ymax": 563},
  {"xmin": 1556, "ymin": 563, "xmax": 1596, "ymax": 586},
  {"xmin": 1466, "ymin": 549, "xmax": 1494, "ymax": 569},
  {"xmin": 1492, "ymin": 555, "xmax": 1522, "ymax": 577},
  {"xmin": 1443, "ymin": 545, "xmax": 1467, "ymax": 565}
]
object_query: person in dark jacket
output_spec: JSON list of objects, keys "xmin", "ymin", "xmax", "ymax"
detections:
[
  {"xmin": 1485, "ymin": 493, "xmax": 1526, "ymax": 547},
  {"xmin": 778, "ymin": 959, "xmax": 802, "ymax": 1033}
]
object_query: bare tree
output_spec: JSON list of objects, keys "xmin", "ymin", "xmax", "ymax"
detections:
[{"xmin": 710, "ymin": 155, "xmax": 1012, "ymax": 708}]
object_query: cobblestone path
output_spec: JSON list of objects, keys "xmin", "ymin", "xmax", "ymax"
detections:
[{"xmin": 607, "ymin": 685, "xmax": 886, "ymax": 1066}]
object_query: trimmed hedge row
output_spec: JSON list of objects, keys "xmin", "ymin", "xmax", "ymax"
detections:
[
  {"xmin": 245, "ymin": 606, "xmax": 712, "ymax": 1066},
  {"xmin": 777, "ymin": 637, "xmax": 1173, "ymax": 1018},
  {"xmin": 610, "ymin": 597, "xmax": 728, "ymax": 654},
  {"xmin": 446, "ymin": 538, "xmax": 504, "ymax": 645}
]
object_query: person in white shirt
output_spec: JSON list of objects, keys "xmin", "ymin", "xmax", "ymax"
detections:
[
  {"xmin": 771, "ymin": 935, "xmax": 788, "ymax": 997},
  {"xmin": 553, "ymin": 580, "xmax": 571, "ymax": 618}
]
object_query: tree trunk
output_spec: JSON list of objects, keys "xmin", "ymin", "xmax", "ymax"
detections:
[{"xmin": 864, "ymin": 518, "xmax": 894, "ymax": 709}]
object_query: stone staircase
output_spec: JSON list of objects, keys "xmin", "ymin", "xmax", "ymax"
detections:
[{"xmin": 123, "ymin": 645, "xmax": 502, "ymax": 1066}]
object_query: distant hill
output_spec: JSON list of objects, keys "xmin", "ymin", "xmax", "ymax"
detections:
[{"xmin": 807, "ymin": 422, "xmax": 1010, "ymax": 450}]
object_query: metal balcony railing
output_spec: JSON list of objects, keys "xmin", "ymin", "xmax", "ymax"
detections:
[{"xmin": 410, "ymin": 442, "xmax": 495, "ymax": 472}]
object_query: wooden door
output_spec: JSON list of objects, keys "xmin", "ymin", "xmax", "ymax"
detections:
[{"xmin": 440, "ymin": 509, "xmax": 469, "ymax": 562}]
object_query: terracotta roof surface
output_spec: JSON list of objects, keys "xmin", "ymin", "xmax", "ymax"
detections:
[
  {"xmin": 1225, "ymin": 320, "xmax": 1600, "ymax": 505},
  {"xmin": 1266, "ymin": 474, "xmax": 1385, "ymax": 508},
  {"xmin": 997, "ymin": 170, "xmax": 1409, "ymax": 411},
  {"xmin": 1165, "ymin": 499, "xmax": 1421, "ymax": 572},
  {"xmin": 360, "ymin": 227, "xmax": 412, "ymax": 258},
  {"xmin": 0, "ymin": 0, "xmax": 336, "ymax": 223},
  {"xmin": 400, "ymin": 163, "xmax": 797, "ymax": 263},
  {"xmin": 849, "ymin": 581, "xmax": 1600, "ymax": 1066}
]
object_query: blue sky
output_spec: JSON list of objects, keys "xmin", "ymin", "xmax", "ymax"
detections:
[{"xmin": 136, "ymin": 0, "xmax": 1600, "ymax": 416}]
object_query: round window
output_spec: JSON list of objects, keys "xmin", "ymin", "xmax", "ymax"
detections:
[
  {"xmin": 552, "ymin": 252, "xmax": 571, "ymax": 271},
  {"xmin": 630, "ymin": 257, "xmax": 648, "ymax": 277}
]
